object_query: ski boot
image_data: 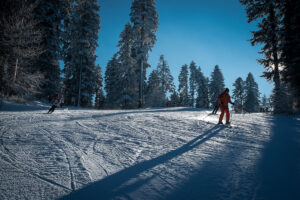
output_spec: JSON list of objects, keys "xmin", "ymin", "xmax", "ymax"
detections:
[
  {"xmin": 218, "ymin": 121, "xmax": 223, "ymax": 125},
  {"xmin": 225, "ymin": 121, "xmax": 231, "ymax": 125}
]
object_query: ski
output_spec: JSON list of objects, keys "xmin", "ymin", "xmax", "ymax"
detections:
[{"xmin": 216, "ymin": 123, "xmax": 233, "ymax": 128}]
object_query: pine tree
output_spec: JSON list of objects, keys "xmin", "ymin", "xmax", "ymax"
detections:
[
  {"xmin": 239, "ymin": 0, "xmax": 293, "ymax": 113},
  {"xmin": 169, "ymin": 90, "xmax": 180, "ymax": 107},
  {"xmin": 178, "ymin": 64, "xmax": 189, "ymax": 106},
  {"xmin": 105, "ymin": 56, "xmax": 121, "ymax": 108},
  {"xmin": 34, "ymin": 0, "xmax": 62, "ymax": 98},
  {"xmin": 209, "ymin": 65, "xmax": 225, "ymax": 107},
  {"xmin": 145, "ymin": 55, "xmax": 174, "ymax": 107},
  {"xmin": 63, "ymin": 63, "xmax": 77, "ymax": 105},
  {"xmin": 63, "ymin": 0, "xmax": 100, "ymax": 107},
  {"xmin": 61, "ymin": 0, "xmax": 73, "ymax": 104},
  {"xmin": 244, "ymin": 73, "xmax": 260, "ymax": 112},
  {"xmin": 195, "ymin": 67, "xmax": 209, "ymax": 108},
  {"xmin": 145, "ymin": 70, "xmax": 165, "ymax": 107},
  {"xmin": 94, "ymin": 65, "xmax": 105, "ymax": 109},
  {"xmin": 116, "ymin": 23, "xmax": 138, "ymax": 108},
  {"xmin": 270, "ymin": 81, "xmax": 293, "ymax": 113},
  {"xmin": 261, "ymin": 94, "xmax": 268, "ymax": 112},
  {"xmin": 130, "ymin": 0, "xmax": 158, "ymax": 107},
  {"xmin": 156, "ymin": 55, "xmax": 175, "ymax": 95},
  {"xmin": 232, "ymin": 77, "xmax": 245, "ymax": 108},
  {"xmin": 189, "ymin": 61, "xmax": 197, "ymax": 107},
  {"xmin": 279, "ymin": 0, "xmax": 300, "ymax": 109}
]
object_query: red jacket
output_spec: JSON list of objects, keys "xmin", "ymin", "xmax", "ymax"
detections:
[{"xmin": 218, "ymin": 91, "xmax": 233, "ymax": 107}]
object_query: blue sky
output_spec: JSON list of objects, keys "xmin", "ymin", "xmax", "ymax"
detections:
[{"xmin": 97, "ymin": 0, "xmax": 273, "ymax": 97}]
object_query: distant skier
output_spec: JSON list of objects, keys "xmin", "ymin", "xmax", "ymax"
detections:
[
  {"xmin": 47, "ymin": 95, "xmax": 60, "ymax": 114},
  {"xmin": 218, "ymin": 88, "xmax": 234, "ymax": 125},
  {"xmin": 212, "ymin": 100, "xmax": 219, "ymax": 114},
  {"xmin": 166, "ymin": 101, "xmax": 169, "ymax": 107}
]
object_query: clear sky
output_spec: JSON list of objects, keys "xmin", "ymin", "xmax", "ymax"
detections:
[{"xmin": 97, "ymin": 0, "xmax": 273, "ymax": 97}]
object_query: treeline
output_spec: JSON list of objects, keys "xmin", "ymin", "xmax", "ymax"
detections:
[
  {"xmin": 135, "ymin": 59, "xmax": 263, "ymax": 113},
  {"xmin": 0, "ymin": 0, "xmax": 264, "ymax": 113},
  {"xmin": 106, "ymin": 25, "xmax": 264, "ymax": 112},
  {"xmin": 1, "ymin": 0, "xmax": 297, "ymax": 114},
  {"xmin": 240, "ymin": 0, "xmax": 300, "ymax": 113},
  {"xmin": 0, "ymin": 0, "xmax": 160, "ymax": 109}
]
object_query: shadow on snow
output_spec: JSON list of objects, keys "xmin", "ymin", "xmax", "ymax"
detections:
[
  {"xmin": 164, "ymin": 115, "xmax": 300, "ymax": 200},
  {"xmin": 58, "ymin": 125, "xmax": 224, "ymax": 200},
  {"xmin": 254, "ymin": 115, "xmax": 300, "ymax": 200}
]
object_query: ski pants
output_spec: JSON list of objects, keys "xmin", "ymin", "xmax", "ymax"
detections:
[
  {"xmin": 212, "ymin": 105, "xmax": 219, "ymax": 114},
  {"xmin": 219, "ymin": 106, "xmax": 230, "ymax": 122},
  {"xmin": 48, "ymin": 105, "xmax": 57, "ymax": 113}
]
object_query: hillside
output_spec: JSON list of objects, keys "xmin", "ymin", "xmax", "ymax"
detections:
[{"xmin": 0, "ymin": 102, "xmax": 299, "ymax": 200}]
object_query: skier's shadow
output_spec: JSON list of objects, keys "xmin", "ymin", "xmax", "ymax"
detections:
[{"xmin": 58, "ymin": 125, "xmax": 224, "ymax": 200}]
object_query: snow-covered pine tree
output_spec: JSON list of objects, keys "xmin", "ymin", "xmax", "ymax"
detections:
[
  {"xmin": 189, "ymin": 61, "xmax": 197, "ymax": 107},
  {"xmin": 94, "ymin": 64, "xmax": 105, "ymax": 109},
  {"xmin": 232, "ymin": 77, "xmax": 245, "ymax": 108},
  {"xmin": 157, "ymin": 55, "xmax": 175, "ymax": 95},
  {"xmin": 169, "ymin": 90, "xmax": 180, "ymax": 107},
  {"xmin": 105, "ymin": 56, "xmax": 121, "ymax": 108},
  {"xmin": 209, "ymin": 65, "xmax": 225, "ymax": 107},
  {"xmin": 145, "ymin": 55, "xmax": 174, "ymax": 107},
  {"xmin": 34, "ymin": 0, "xmax": 62, "ymax": 98},
  {"xmin": 64, "ymin": 0, "xmax": 100, "ymax": 107},
  {"xmin": 270, "ymin": 81, "xmax": 293, "ymax": 113},
  {"xmin": 195, "ymin": 67, "xmax": 209, "ymax": 108},
  {"xmin": 261, "ymin": 94, "xmax": 268, "ymax": 112},
  {"xmin": 130, "ymin": 0, "xmax": 158, "ymax": 107},
  {"xmin": 239, "ymin": 0, "xmax": 288, "ymax": 113},
  {"xmin": 145, "ymin": 69, "xmax": 165, "ymax": 107},
  {"xmin": 244, "ymin": 73, "xmax": 260, "ymax": 112},
  {"xmin": 178, "ymin": 64, "xmax": 189, "ymax": 106},
  {"xmin": 115, "ymin": 23, "xmax": 138, "ymax": 108}
]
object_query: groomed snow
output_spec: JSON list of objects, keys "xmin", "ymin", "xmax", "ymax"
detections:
[{"xmin": 0, "ymin": 101, "xmax": 299, "ymax": 200}]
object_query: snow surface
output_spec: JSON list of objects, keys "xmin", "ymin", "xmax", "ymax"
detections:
[{"xmin": 0, "ymin": 101, "xmax": 299, "ymax": 200}]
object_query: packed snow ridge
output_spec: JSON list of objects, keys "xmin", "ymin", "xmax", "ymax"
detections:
[{"xmin": 0, "ymin": 101, "xmax": 299, "ymax": 200}]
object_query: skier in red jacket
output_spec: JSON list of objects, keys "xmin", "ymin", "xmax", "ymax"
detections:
[{"xmin": 217, "ymin": 88, "xmax": 234, "ymax": 125}]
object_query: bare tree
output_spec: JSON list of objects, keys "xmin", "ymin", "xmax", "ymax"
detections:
[{"xmin": 0, "ymin": 0, "xmax": 43, "ymax": 98}]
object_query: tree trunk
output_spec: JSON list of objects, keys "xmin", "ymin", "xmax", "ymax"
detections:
[
  {"xmin": 0, "ymin": 57, "xmax": 5, "ymax": 93},
  {"xmin": 13, "ymin": 58, "xmax": 18, "ymax": 84},
  {"xmin": 269, "ymin": 4, "xmax": 283, "ymax": 113},
  {"xmin": 77, "ymin": 63, "xmax": 82, "ymax": 107},
  {"xmin": 139, "ymin": 59, "xmax": 143, "ymax": 108},
  {"xmin": 273, "ymin": 64, "xmax": 281, "ymax": 113}
]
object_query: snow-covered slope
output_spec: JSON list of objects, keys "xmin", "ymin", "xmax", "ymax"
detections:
[{"xmin": 0, "ymin": 103, "xmax": 299, "ymax": 200}]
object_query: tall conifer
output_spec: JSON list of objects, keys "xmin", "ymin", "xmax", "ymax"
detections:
[
  {"xmin": 209, "ymin": 65, "xmax": 225, "ymax": 107},
  {"xmin": 178, "ymin": 64, "xmax": 189, "ymax": 106},
  {"xmin": 130, "ymin": 0, "xmax": 158, "ymax": 107},
  {"xmin": 244, "ymin": 73, "xmax": 260, "ymax": 112}
]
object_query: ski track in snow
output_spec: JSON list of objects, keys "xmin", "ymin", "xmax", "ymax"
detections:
[{"xmin": 0, "ymin": 106, "xmax": 299, "ymax": 200}]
